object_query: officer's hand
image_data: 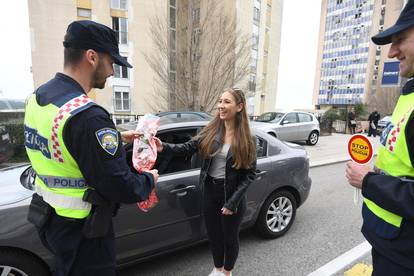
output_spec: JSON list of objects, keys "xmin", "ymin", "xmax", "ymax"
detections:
[
  {"xmin": 121, "ymin": 130, "xmax": 143, "ymax": 144},
  {"xmin": 221, "ymin": 207, "xmax": 233, "ymax": 215},
  {"xmin": 154, "ymin": 137, "xmax": 163, "ymax": 152},
  {"xmin": 148, "ymin": 169, "xmax": 159, "ymax": 183},
  {"xmin": 345, "ymin": 161, "xmax": 372, "ymax": 189}
]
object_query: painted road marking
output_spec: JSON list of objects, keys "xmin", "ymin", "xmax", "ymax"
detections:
[
  {"xmin": 308, "ymin": 241, "xmax": 372, "ymax": 276},
  {"xmin": 344, "ymin": 263, "xmax": 372, "ymax": 276}
]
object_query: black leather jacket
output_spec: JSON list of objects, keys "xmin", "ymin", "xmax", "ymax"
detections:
[{"xmin": 162, "ymin": 136, "xmax": 257, "ymax": 212}]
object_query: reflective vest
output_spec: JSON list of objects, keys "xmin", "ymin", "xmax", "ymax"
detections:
[
  {"xmin": 363, "ymin": 92, "xmax": 414, "ymax": 238},
  {"xmin": 24, "ymin": 93, "xmax": 95, "ymax": 219}
]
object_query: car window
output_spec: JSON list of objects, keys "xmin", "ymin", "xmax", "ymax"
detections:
[
  {"xmin": 298, "ymin": 113, "xmax": 312, "ymax": 123},
  {"xmin": 162, "ymin": 113, "xmax": 179, "ymax": 118},
  {"xmin": 255, "ymin": 112, "xmax": 284, "ymax": 123},
  {"xmin": 256, "ymin": 136, "xmax": 267, "ymax": 158},
  {"xmin": 180, "ymin": 113, "xmax": 203, "ymax": 120},
  {"xmin": 154, "ymin": 128, "xmax": 199, "ymax": 175},
  {"xmin": 283, "ymin": 113, "xmax": 298, "ymax": 124}
]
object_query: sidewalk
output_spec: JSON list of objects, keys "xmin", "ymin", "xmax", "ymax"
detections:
[{"xmin": 303, "ymin": 133, "xmax": 381, "ymax": 168}]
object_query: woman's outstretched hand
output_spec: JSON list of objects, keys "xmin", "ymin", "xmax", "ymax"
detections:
[{"xmin": 154, "ymin": 137, "xmax": 163, "ymax": 152}]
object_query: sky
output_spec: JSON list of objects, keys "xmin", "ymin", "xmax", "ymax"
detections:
[
  {"xmin": 0, "ymin": 1, "xmax": 33, "ymax": 100},
  {"xmin": 0, "ymin": 0, "xmax": 322, "ymax": 110},
  {"xmin": 276, "ymin": 0, "xmax": 322, "ymax": 110}
]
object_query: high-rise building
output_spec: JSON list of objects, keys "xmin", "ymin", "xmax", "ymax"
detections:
[
  {"xmin": 313, "ymin": 0, "xmax": 404, "ymax": 116},
  {"xmin": 28, "ymin": 0, "xmax": 283, "ymax": 122}
]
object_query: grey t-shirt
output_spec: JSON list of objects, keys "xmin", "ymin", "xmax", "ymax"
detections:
[{"xmin": 208, "ymin": 143, "xmax": 230, "ymax": 179}]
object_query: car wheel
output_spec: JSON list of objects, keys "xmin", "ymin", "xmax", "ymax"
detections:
[
  {"xmin": 256, "ymin": 190, "xmax": 297, "ymax": 239},
  {"xmin": 0, "ymin": 248, "xmax": 50, "ymax": 276},
  {"xmin": 306, "ymin": 131, "xmax": 319, "ymax": 145}
]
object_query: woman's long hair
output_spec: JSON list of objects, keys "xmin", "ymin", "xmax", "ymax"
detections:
[{"xmin": 198, "ymin": 88, "xmax": 256, "ymax": 169}]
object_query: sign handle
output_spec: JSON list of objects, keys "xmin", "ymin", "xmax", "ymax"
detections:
[{"xmin": 353, "ymin": 188, "xmax": 361, "ymax": 205}]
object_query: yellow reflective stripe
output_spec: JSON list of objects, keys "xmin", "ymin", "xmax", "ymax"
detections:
[
  {"xmin": 35, "ymin": 185, "xmax": 91, "ymax": 212},
  {"xmin": 364, "ymin": 198, "xmax": 402, "ymax": 227},
  {"xmin": 54, "ymin": 206, "xmax": 90, "ymax": 219}
]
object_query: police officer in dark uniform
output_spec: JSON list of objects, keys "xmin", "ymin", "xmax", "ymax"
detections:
[
  {"xmin": 24, "ymin": 20, "xmax": 158, "ymax": 275},
  {"xmin": 346, "ymin": 1, "xmax": 414, "ymax": 275}
]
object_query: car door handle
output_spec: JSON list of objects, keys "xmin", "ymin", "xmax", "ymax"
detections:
[
  {"xmin": 170, "ymin": 185, "xmax": 196, "ymax": 196},
  {"xmin": 256, "ymin": 170, "xmax": 267, "ymax": 180}
]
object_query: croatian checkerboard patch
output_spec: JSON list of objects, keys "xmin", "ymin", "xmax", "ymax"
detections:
[{"xmin": 96, "ymin": 128, "xmax": 119, "ymax": 156}]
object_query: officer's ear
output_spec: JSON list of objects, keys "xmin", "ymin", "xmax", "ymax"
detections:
[{"xmin": 85, "ymin": 49, "xmax": 98, "ymax": 68}]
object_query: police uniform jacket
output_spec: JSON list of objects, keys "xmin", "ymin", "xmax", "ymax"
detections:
[
  {"xmin": 361, "ymin": 79, "xmax": 414, "ymax": 269},
  {"xmin": 33, "ymin": 73, "xmax": 154, "ymax": 204}
]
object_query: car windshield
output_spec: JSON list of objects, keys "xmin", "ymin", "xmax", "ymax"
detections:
[{"xmin": 255, "ymin": 112, "xmax": 285, "ymax": 123}]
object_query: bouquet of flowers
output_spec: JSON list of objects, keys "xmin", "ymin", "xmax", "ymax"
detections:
[{"xmin": 132, "ymin": 114, "xmax": 160, "ymax": 212}]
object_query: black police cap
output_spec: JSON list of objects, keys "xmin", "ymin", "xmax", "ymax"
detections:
[
  {"xmin": 372, "ymin": 0, "xmax": 414, "ymax": 45},
  {"xmin": 63, "ymin": 20, "xmax": 132, "ymax": 68}
]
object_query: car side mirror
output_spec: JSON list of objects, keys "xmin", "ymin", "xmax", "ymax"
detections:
[
  {"xmin": 281, "ymin": 120, "xmax": 289, "ymax": 125},
  {"xmin": 20, "ymin": 166, "xmax": 36, "ymax": 190}
]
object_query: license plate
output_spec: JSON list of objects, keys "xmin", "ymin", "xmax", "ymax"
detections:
[{"xmin": 2, "ymin": 134, "xmax": 9, "ymax": 141}]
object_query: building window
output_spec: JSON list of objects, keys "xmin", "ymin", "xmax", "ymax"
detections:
[
  {"xmin": 169, "ymin": 72, "xmax": 176, "ymax": 88},
  {"xmin": 170, "ymin": 0, "xmax": 176, "ymax": 7},
  {"xmin": 114, "ymin": 87, "xmax": 130, "ymax": 111},
  {"xmin": 113, "ymin": 61, "xmax": 129, "ymax": 79},
  {"xmin": 112, "ymin": 17, "xmax": 128, "ymax": 44},
  {"xmin": 249, "ymin": 74, "xmax": 256, "ymax": 92},
  {"xmin": 77, "ymin": 8, "xmax": 91, "ymax": 18},
  {"xmin": 170, "ymin": 30, "xmax": 176, "ymax": 50},
  {"xmin": 111, "ymin": 0, "xmax": 127, "ymax": 10},
  {"xmin": 253, "ymin": 7, "xmax": 260, "ymax": 22},
  {"xmin": 114, "ymin": 117, "xmax": 130, "ymax": 125},
  {"xmin": 252, "ymin": 35, "xmax": 259, "ymax": 50},
  {"xmin": 192, "ymin": 8, "xmax": 200, "ymax": 25},
  {"xmin": 170, "ymin": 7, "xmax": 176, "ymax": 28},
  {"xmin": 170, "ymin": 54, "xmax": 176, "ymax": 71}
]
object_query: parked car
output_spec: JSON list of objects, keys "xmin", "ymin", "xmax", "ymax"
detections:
[
  {"xmin": 377, "ymin": 115, "xmax": 392, "ymax": 135},
  {"xmin": 254, "ymin": 111, "xmax": 320, "ymax": 145},
  {"xmin": 0, "ymin": 119, "xmax": 311, "ymax": 275},
  {"xmin": 0, "ymin": 126, "xmax": 14, "ymax": 164},
  {"xmin": 156, "ymin": 111, "xmax": 213, "ymax": 121}
]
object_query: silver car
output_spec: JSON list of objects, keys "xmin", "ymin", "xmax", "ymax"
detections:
[
  {"xmin": 254, "ymin": 111, "xmax": 320, "ymax": 145},
  {"xmin": 0, "ymin": 119, "xmax": 311, "ymax": 275}
]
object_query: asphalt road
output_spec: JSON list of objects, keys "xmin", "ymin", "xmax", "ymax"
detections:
[{"xmin": 119, "ymin": 162, "xmax": 367, "ymax": 276}]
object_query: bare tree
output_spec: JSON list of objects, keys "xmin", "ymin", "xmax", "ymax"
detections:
[
  {"xmin": 369, "ymin": 88, "xmax": 400, "ymax": 116},
  {"xmin": 144, "ymin": 0, "xmax": 251, "ymax": 113}
]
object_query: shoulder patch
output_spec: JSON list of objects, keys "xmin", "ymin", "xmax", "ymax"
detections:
[{"xmin": 95, "ymin": 128, "xmax": 119, "ymax": 156}]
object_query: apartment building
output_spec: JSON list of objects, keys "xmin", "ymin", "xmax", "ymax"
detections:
[
  {"xmin": 313, "ymin": 0, "xmax": 404, "ymax": 116},
  {"xmin": 28, "ymin": 0, "xmax": 283, "ymax": 121}
]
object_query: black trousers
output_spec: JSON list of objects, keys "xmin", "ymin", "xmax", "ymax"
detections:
[
  {"xmin": 368, "ymin": 126, "xmax": 377, "ymax": 137},
  {"xmin": 38, "ymin": 211, "xmax": 117, "ymax": 276},
  {"xmin": 372, "ymin": 248, "xmax": 414, "ymax": 276},
  {"xmin": 203, "ymin": 177, "xmax": 246, "ymax": 271}
]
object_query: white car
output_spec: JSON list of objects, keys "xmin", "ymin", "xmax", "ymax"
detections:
[
  {"xmin": 377, "ymin": 115, "xmax": 392, "ymax": 135},
  {"xmin": 253, "ymin": 111, "xmax": 320, "ymax": 145}
]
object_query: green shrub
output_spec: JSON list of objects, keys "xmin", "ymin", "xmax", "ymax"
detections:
[
  {"xmin": 320, "ymin": 109, "xmax": 339, "ymax": 134},
  {"xmin": 354, "ymin": 102, "xmax": 368, "ymax": 119},
  {"xmin": 3, "ymin": 120, "xmax": 28, "ymax": 162}
]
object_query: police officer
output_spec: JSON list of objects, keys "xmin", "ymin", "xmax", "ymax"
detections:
[
  {"xmin": 346, "ymin": 1, "xmax": 414, "ymax": 275},
  {"xmin": 24, "ymin": 20, "xmax": 158, "ymax": 275}
]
